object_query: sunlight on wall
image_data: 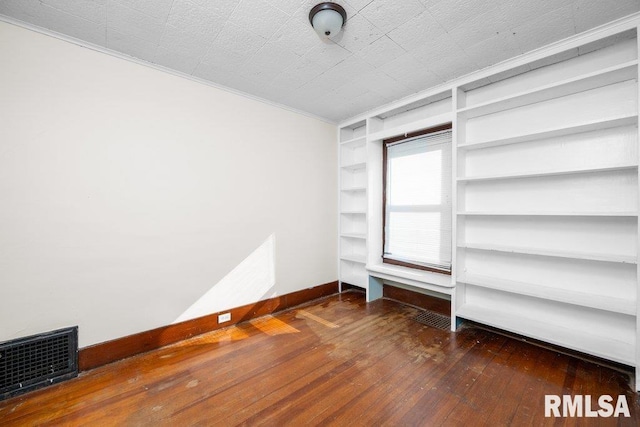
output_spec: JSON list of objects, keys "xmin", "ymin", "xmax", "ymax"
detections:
[{"xmin": 174, "ymin": 234, "xmax": 277, "ymax": 323}]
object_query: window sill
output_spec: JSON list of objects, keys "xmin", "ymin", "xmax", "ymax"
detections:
[
  {"xmin": 366, "ymin": 263, "xmax": 455, "ymax": 294},
  {"xmin": 382, "ymin": 258, "xmax": 451, "ymax": 275}
]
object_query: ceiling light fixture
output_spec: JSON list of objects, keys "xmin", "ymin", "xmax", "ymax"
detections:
[{"xmin": 309, "ymin": 2, "xmax": 347, "ymax": 39}]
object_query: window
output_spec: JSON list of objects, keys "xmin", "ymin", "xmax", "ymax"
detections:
[{"xmin": 383, "ymin": 124, "xmax": 452, "ymax": 274}]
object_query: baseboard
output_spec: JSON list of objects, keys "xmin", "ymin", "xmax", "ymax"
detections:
[
  {"xmin": 383, "ymin": 284, "xmax": 451, "ymax": 316},
  {"xmin": 340, "ymin": 282, "xmax": 365, "ymax": 292},
  {"xmin": 78, "ymin": 281, "xmax": 338, "ymax": 371}
]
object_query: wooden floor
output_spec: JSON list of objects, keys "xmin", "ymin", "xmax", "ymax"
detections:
[{"xmin": 1, "ymin": 291, "xmax": 639, "ymax": 426}]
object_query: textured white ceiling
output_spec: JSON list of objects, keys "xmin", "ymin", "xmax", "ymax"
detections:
[{"xmin": 1, "ymin": 0, "xmax": 639, "ymax": 122}]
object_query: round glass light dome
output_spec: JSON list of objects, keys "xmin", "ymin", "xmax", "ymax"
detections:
[{"xmin": 309, "ymin": 3, "xmax": 346, "ymax": 39}]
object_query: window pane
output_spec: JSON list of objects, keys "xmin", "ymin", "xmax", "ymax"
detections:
[
  {"xmin": 386, "ymin": 211, "xmax": 451, "ymax": 265},
  {"xmin": 388, "ymin": 150, "xmax": 442, "ymax": 205}
]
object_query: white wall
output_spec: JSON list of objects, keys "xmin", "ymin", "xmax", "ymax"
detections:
[{"xmin": 0, "ymin": 22, "xmax": 337, "ymax": 348}]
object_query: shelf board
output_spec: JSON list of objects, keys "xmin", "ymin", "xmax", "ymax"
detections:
[
  {"xmin": 341, "ymin": 233, "xmax": 367, "ymax": 240},
  {"xmin": 340, "ymin": 161, "xmax": 366, "ymax": 171},
  {"xmin": 340, "ymin": 136, "xmax": 366, "ymax": 147},
  {"xmin": 457, "ymin": 211, "xmax": 638, "ymax": 217},
  {"xmin": 458, "ymin": 272, "xmax": 636, "ymax": 315},
  {"xmin": 341, "ymin": 186, "xmax": 367, "ymax": 193},
  {"xmin": 459, "ymin": 243, "xmax": 637, "ymax": 264},
  {"xmin": 458, "ymin": 114, "xmax": 638, "ymax": 150},
  {"xmin": 457, "ymin": 163, "xmax": 638, "ymax": 182},
  {"xmin": 340, "ymin": 254, "xmax": 367, "ymax": 264},
  {"xmin": 340, "ymin": 210, "xmax": 367, "ymax": 215},
  {"xmin": 457, "ymin": 60, "xmax": 638, "ymax": 119},
  {"xmin": 367, "ymin": 112, "xmax": 452, "ymax": 142},
  {"xmin": 455, "ymin": 302, "xmax": 635, "ymax": 365}
]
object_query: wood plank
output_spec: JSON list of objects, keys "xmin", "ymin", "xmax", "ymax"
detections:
[
  {"xmin": 1, "ymin": 292, "xmax": 638, "ymax": 426},
  {"xmin": 393, "ymin": 330, "xmax": 508, "ymax": 425},
  {"xmin": 349, "ymin": 327, "xmax": 489, "ymax": 425},
  {"xmin": 383, "ymin": 283, "xmax": 451, "ymax": 315},
  {"xmin": 225, "ymin": 304, "xmax": 416, "ymax": 426},
  {"xmin": 172, "ymin": 301, "xmax": 397, "ymax": 423}
]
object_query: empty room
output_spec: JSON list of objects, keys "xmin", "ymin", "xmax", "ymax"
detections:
[{"xmin": 2, "ymin": 0, "xmax": 640, "ymax": 425}]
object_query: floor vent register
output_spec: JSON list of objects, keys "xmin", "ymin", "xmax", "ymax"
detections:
[{"xmin": 413, "ymin": 310, "xmax": 451, "ymax": 330}]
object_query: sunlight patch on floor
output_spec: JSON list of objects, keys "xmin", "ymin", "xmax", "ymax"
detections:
[
  {"xmin": 249, "ymin": 315, "xmax": 300, "ymax": 336},
  {"xmin": 297, "ymin": 310, "xmax": 340, "ymax": 329},
  {"xmin": 192, "ymin": 326, "xmax": 252, "ymax": 344}
]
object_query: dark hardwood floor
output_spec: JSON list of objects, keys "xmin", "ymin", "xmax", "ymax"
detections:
[{"xmin": 1, "ymin": 291, "xmax": 638, "ymax": 426}]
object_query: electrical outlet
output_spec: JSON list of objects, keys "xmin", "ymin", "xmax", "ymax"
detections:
[{"xmin": 218, "ymin": 312, "xmax": 231, "ymax": 323}]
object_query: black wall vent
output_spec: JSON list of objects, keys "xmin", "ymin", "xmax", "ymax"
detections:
[{"xmin": 0, "ymin": 327, "xmax": 78, "ymax": 401}]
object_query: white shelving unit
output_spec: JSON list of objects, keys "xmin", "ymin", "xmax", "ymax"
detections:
[
  {"xmin": 455, "ymin": 28, "xmax": 639, "ymax": 377},
  {"xmin": 338, "ymin": 120, "xmax": 368, "ymax": 292},
  {"xmin": 337, "ymin": 18, "xmax": 640, "ymax": 389}
]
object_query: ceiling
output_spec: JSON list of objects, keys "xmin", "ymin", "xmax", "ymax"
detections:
[{"xmin": 1, "ymin": 0, "xmax": 639, "ymax": 123}]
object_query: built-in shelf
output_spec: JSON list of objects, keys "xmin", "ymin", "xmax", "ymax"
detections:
[
  {"xmin": 339, "ymin": 26, "xmax": 640, "ymax": 387},
  {"xmin": 367, "ymin": 112, "xmax": 452, "ymax": 142},
  {"xmin": 457, "ymin": 211, "xmax": 638, "ymax": 217},
  {"xmin": 341, "ymin": 233, "xmax": 367, "ymax": 240},
  {"xmin": 340, "ymin": 186, "xmax": 366, "ymax": 193},
  {"xmin": 340, "ymin": 162, "xmax": 366, "ymax": 171},
  {"xmin": 458, "ymin": 272, "xmax": 636, "ymax": 315},
  {"xmin": 340, "ymin": 255, "xmax": 367, "ymax": 264},
  {"xmin": 339, "ymin": 120, "xmax": 368, "ymax": 295},
  {"xmin": 455, "ymin": 302, "xmax": 635, "ymax": 365},
  {"xmin": 459, "ymin": 243, "xmax": 637, "ymax": 264},
  {"xmin": 457, "ymin": 163, "xmax": 638, "ymax": 182},
  {"xmin": 340, "ymin": 136, "xmax": 366, "ymax": 147},
  {"xmin": 458, "ymin": 114, "xmax": 638, "ymax": 150},
  {"xmin": 457, "ymin": 60, "xmax": 638, "ymax": 119}
]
